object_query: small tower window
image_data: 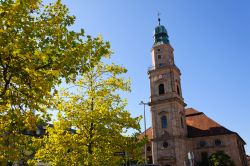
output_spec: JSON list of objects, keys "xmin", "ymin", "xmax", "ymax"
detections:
[
  {"xmin": 159, "ymin": 84, "xmax": 165, "ymax": 95},
  {"xmin": 158, "ymin": 55, "xmax": 161, "ymax": 59},
  {"xmin": 158, "ymin": 48, "xmax": 161, "ymax": 52},
  {"xmin": 177, "ymin": 85, "xmax": 180, "ymax": 95},
  {"xmin": 161, "ymin": 116, "xmax": 167, "ymax": 128}
]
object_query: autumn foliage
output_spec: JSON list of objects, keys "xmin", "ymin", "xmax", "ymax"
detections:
[{"xmin": 0, "ymin": 0, "xmax": 142, "ymax": 165}]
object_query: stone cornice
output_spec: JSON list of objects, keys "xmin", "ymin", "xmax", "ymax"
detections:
[
  {"xmin": 148, "ymin": 64, "xmax": 181, "ymax": 76},
  {"xmin": 149, "ymin": 97, "xmax": 187, "ymax": 107}
]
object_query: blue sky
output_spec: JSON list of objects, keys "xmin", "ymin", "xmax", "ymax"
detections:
[{"xmin": 52, "ymin": 0, "xmax": 250, "ymax": 154}]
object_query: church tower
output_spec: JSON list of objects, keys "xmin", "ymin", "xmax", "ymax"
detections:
[{"xmin": 148, "ymin": 19, "xmax": 188, "ymax": 166}]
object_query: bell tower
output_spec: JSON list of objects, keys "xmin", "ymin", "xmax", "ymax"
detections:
[{"xmin": 148, "ymin": 19, "xmax": 188, "ymax": 166}]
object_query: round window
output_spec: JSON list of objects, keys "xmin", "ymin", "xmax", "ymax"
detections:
[
  {"xmin": 147, "ymin": 146, "xmax": 151, "ymax": 152},
  {"xmin": 162, "ymin": 142, "xmax": 168, "ymax": 148},
  {"xmin": 215, "ymin": 139, "xmax": 222, "ymax": 146},
  {"xmin": 199, "ymin": 141, "xmax": 206, "ymax": 147}
]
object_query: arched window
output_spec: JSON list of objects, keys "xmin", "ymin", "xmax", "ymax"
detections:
[
  {"xmin": 161, "ymin": 116, "xmax": 167, "ymax": 128},
  {"xmin": 159, "ymin": 84, "xmax": 165, "ymax": 95},
  {"xmin": 177, "ymin": 85, "xmax": 180, "ymax": 95}
]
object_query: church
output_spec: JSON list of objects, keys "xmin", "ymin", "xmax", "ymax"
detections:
[{"xmin": 140, "ymin": 19, "xmax": 248, "ymax": 166}]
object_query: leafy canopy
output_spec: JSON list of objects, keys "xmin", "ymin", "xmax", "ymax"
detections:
[
  {"xmin": 208, "ymin": 151, "xmax": 235, "ymax": 166},
  {"xmin": 0, "ymin": 0, "xmax": 110, "ymax": 163},
  {"xmin": 30, "ymin": 60, "xmax": 143, "ymax": 165}
]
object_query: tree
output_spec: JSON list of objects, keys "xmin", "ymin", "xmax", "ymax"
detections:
[
  {"xmin": 30, "ymin": 59, "xmax": 143, "ymax": 165},
  {"xmin": 208, "ymin": 151, "xmax": 235, "ymax": 166},
  {"xmin": 0, "ymin": 0, "xmax": 110, "ymax": 163}
]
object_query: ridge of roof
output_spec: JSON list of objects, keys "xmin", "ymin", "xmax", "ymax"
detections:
[{"xmin": 185, "ymin": 108, "xmax": 200, "ymax": 116}]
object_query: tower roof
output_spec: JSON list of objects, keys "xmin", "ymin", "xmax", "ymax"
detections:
[{"xmin": 153, "ymin": 24, "xmax": 169, "ymax": 46}]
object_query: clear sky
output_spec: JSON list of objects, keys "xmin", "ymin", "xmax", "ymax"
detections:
[{"xmin": 48, "ymin": 0, "xmax": 250, "ymax": 154}]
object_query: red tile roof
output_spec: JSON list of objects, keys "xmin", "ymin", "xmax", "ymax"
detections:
[
  {"xmin": 185, "ymin": 108, "xmax": 200, "ymax": 115},
  {"xmin": 185, "ymin": 108, "xmax": 234, "ymax": 137},
  {"xmin": 138, "ymin": 127, "xmax": 153, "ymax": 140}
]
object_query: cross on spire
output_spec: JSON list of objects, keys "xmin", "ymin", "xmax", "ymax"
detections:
[{"xmin": 157, "ymin": 12, "xmax": 161, "ymax": 25}]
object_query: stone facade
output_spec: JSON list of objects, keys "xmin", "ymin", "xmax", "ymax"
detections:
[
  {"xmin": 187, "ymin": 133, "xmax": 246, "ymax": 166},
  {"xmin": 141, "ymin": 22, "xmax": 248, "ymax": 166}
]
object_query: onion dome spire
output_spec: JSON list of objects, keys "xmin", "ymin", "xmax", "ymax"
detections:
[{"xmin": 153, "ymin": 14, "xmax": 169, "ymax": 45}]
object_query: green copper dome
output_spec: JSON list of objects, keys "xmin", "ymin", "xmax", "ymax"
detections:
[{"xmin": 153, "ymin": 25, "xmax": 169, "ymax": 45}]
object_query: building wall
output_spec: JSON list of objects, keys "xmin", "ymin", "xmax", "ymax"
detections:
[
  {"xmin": 145, "ymin": 133, "xmax": 247, "ymax": 166},
  {"xmin": 187, "ymin": 134, "xmax": 247, "ymax": 166}
]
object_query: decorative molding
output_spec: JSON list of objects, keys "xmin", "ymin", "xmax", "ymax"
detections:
[
  {"xmin": 149, "ymin": 97, "xmax": 187, "ymax": 107},
  {"xmin": 148, "ymin": 64, "xmax": 181, "ymax": 75}
]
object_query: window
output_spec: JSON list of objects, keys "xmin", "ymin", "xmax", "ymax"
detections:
[
  {"xmin": 161, "ymin": 116, "xmax": 167, "ymax": 128},
  {"xmin": 177, "ymin": 85, "xmax": 180, "ymax": 95},
  {"xmin": 158, "ymin": 48, "xmax": 161, "ymax": 52},
  {"xmin": 214, "ymin": 139, "xmax": 222, "ymax": 146},
  {"xmin": 199, "ymin": 141, "xmax": 207, "ymax": 147},
  {"xmin": 159, "ymin": 84, "xmax": 165, "ymax": 95},
  {"xmin": 162, "ymin": 141, "xmax": 168, "ymax": 148},
  {"xmin": 147, "ymin": 146, "xmax": 151, "ymax": 152},
  {"xmin": 158, "ymin": 55, "xmax": 161, "ymax": 59}
]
